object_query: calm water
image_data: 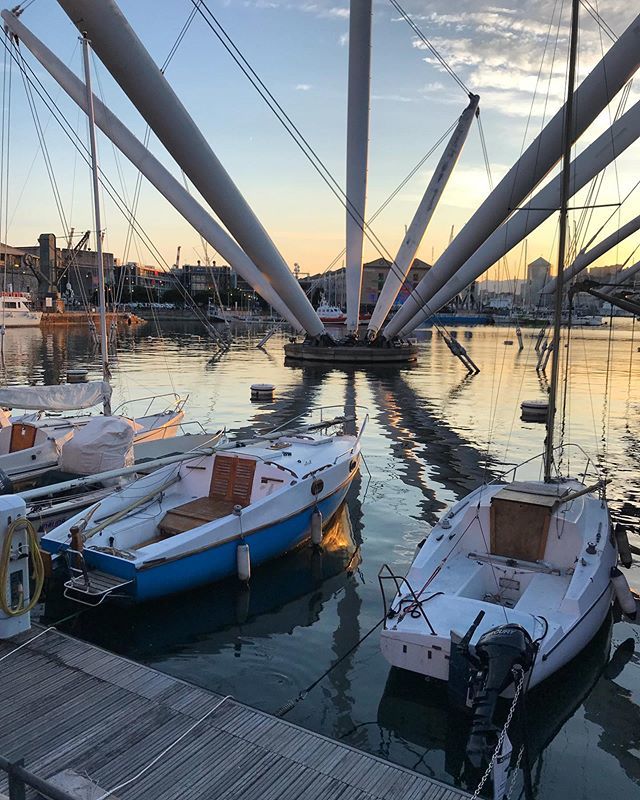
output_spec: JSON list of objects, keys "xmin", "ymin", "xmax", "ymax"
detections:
[{"xmin": 6, "ymin": 319, "xmax": 639, "ymax": 799}]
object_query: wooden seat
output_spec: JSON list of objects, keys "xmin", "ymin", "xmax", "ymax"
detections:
[
  {"xmin": 156, "ymin": 497, "xmax": 237, "ymax": 538},
  {"xmin": 158, "ymin": 455, "xmax": 257, "ymax": 538},
  {"xmin": 9, "ymin": 423, "xmax": 37, "ymax": 453}
]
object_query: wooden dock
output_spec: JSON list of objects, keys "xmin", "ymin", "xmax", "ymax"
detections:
[{"xmin": 0, "ymin": 625, "xmax": 471, "ymax": 800}]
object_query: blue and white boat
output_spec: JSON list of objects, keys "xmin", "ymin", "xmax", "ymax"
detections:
[{"xmin": 41, "ymin": 409, "xmax": 366, "ymax": 604}]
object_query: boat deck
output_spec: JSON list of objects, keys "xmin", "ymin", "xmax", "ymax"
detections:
[{"xmin": 0, "ymin": 625, "xmax": 471, "ymax": 799}]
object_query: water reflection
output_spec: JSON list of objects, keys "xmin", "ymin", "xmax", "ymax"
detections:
[
  {"xmin": 377, "ymin": 616, "xmax": 616, "ymax": 793},
  {"xmin": 50, "ymin": 502, "xmax": 361, "ymax": 662},
  {"xmin": 14, "ymin": 320, "xmax": 639, "ymax": 799}
]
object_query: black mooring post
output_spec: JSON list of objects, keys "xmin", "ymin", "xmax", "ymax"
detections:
[{"xmin": 8, "ymin": 758, "xmax": 26, "ymax": 800}]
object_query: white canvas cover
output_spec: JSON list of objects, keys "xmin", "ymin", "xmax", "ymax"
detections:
[
  {"xmin": 59, "ymin": 415, "xmax": 135, "ymax": 476},
  {"xmin": 0, "ymin": 380, "xmax": 111, "ymax": 411}
]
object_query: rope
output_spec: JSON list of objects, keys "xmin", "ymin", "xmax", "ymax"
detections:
[
  {"xmin": 93, "ymin": 694, "xmax": 232, "ymax": 800},
  {"xmin": 0, "ymin": 610, "xmax": 84, "ymax": 664},
  {"xmin": 4, "ymin": 38, "xmax": 217, "ymax": 339},
  {"xmin": 275, "ymin": 616, "xmax": 385, "ymax": 717}
]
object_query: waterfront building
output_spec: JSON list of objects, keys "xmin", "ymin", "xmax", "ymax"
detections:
[
  {"xmin": 300, "ymin": 257, "xmax": 431, "ymax": 312},
  {"xmin": 19, "ymin": 233, "xmax": 115, "ymax": 304}
]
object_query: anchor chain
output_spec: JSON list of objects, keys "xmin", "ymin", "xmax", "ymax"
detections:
[{"xmin": 470, "ymin": 665, "xmax": 525, "ymax": 800}]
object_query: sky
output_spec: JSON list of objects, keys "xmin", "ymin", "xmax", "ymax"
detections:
[{"xmin": 2, "ymin": 0, "xmax": 640, "ymax": 285}]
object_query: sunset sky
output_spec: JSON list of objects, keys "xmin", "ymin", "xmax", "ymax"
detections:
[{"xmin": 3, "ymin": 0, "xmax": 640, "ymax": 285}]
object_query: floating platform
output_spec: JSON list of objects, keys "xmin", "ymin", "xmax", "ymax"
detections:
[
  {"xmin": 0, "ymin": 625, "xmax": 471, "ymax": 800},
  {"xmin": 40, "ymin": 311, "xmax": 145, "ymax": 327},
  {"xmin": 284, "ymin": 341, "xmax": 419, "ymax": 364}
]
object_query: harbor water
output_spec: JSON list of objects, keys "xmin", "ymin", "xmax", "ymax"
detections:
[{"xmin": 5, "ymin": 320, "xmax": 639, "ymax": 799}]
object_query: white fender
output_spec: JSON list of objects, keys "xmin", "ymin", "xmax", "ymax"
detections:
[{"xmin": 611, "ymin": 567, "xmax": 637, "ymax": 619}]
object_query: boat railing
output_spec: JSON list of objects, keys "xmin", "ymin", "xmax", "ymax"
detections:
[
  {"xmin": 267, "ymin": 404, "xmax": 370, "ymax": 434},
  {"xmin": 112, "ymin": 392, "xmax": 188, "ymax": 418},
  {"xmin": 493, "ymin": 442, "xmax": 601, "ymax": 487},
  {"xmin": 377, "ymin": 564, "xmax": 438, "ymax": 635},
  {"xmin": 62, "ymin": 548, "xmax": 134, "ymax": 606},
  {"xmin": 135, "ymin": 419, "xmax": 218, "ymax": 440}
]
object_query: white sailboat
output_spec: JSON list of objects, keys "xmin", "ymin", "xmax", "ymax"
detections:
[
  {"xmin": 0, "ymin": 381, "xmax": 191, "ymax": 487},
  {"xmin": 378, "ymin": 0, "xmax": 635, "ymax": 761}
]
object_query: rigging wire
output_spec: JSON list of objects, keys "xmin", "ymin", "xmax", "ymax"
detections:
[
  {"xmin": 190, "ymin": 0, "xmax": 467, "ymax": 344},
  {"xmin": 307, "ymin": 120, "xmax": 457, "ymax": 283},
  {"xmin": 387, "ymin": 0, "xmax": 470, "ymax": 96},
  {"xmin": 3, "ymin": 35, "xmax": 217, "ymax": 340},
  {"xmin": 122, "ymin": 2, "xmax": 202, "ymax": 270},
  {"xmin": 0, "ymin": 29, "xmax": 9, "ymax": 336},
  {"xmin": 11, "ymin": 35, "xmax": 96, "ymax": 331},
  {"xmin": 579, "ymin": 0, "xmax": 617, "ymax": 42}
]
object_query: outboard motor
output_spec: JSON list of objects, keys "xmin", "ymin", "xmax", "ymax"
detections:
[{"xmin": 465, "ymin": 624, "xmax": 536, "ymax": 771}]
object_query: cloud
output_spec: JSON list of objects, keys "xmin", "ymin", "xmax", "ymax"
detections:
[
  {"xmin": 296, "ymin": 83, "xmax": 312, "ymax": 91},
  {"xmin": 242, "ymin": 0, "xmax": 349, "ymax": 19},
  {"xmin": 388, "ymin": 1, "xmax": 633, "ymax": 119},
  {"xmin": 371, "ymin": 93, "xmax": 414, "ymax": 103}
]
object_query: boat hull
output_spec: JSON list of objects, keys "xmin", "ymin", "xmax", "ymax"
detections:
[
  {"xmin": 1, "ymin": 312, "xmax": 42, "ymax": 327},
  {"xmin": 47, "ymin": 479, "xmax": 354, "ymax": 603},
  {"xmin": 380, "ymin": 583, "xmax": 614, "ymax": 693}
]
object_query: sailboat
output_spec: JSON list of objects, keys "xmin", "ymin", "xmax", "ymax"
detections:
[
  {"xmin": 41, "ymin": 409, "xmax": 366, "ymax": 604},
  {"xmin": 378, "ymin": 0, "xmax": 635, "ymax": 753}
]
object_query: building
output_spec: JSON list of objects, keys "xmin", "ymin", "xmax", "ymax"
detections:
[
  {"xmin": 19, "ymin": 233, "xmax": 115, "ymax": 303},
  {"xmin": 115, "ymin": 262, "xmax": 173, "ymax": 302},
  {"xmin": 0, "ymin": 243, "xmax": 39, "ymax": 296},
  {"xmin": 170, "ymin": 262, "xmax": 237, "ymax": 298},
  {"xmin": 523, "ymin": 257, "xmax": 551, "ymax": 307},
  {"xmin": 300, "ymin": 257, "xmax": 432, "ymax": 311},
  {"xmin": 588, "ymin": 264, "xmax": 624, "ymax": 285}
]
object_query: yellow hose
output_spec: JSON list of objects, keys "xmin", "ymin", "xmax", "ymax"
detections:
[{"xmin": 0, "ymin": 517, "xmax": 45, "ymax": 617}]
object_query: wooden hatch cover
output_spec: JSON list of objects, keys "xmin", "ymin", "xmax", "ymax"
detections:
[
  {"xmin": 489, "ymin": 482, "xmax": 563, "ymax": 562},
  {"xmin": 9, "ymin": 423, "xmax": 38, "ymax": 453},
  {"xmin": 209, "ymin": 455, "xmax": 256, "ymax": 507}
]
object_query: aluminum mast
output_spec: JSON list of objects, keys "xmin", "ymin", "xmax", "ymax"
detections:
[
  {"xmin": 56, "ymin": 0, "xmax": 325, "ymax": 338},
  {"xmin": 392, "ymin": 96, "xmax": 640, "ymax": 337},
  {"xmin": 81, "ymin": 33, "xmax": 110, "ymax": 415},
  {"xmin": 382, "ymin": 11, "xmax": 640, "ymax": 340},
  {"xmin": 2, "ymin": 11, "xmax": 303, "ymax": 331},
  {"xmin": 345, "ymin": 0, "xmax": 373, "ymax": 334},
  {"xmin": 366, "ymin": 94, "xmax": 478, "ymax": 339},
  {"xmin": 544, "ymin": 0, "xmax": 579, "ymax": 482}
]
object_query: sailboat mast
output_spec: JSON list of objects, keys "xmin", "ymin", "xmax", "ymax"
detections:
[
  {"xmin": 544, "ymin": 0, "xmax": 580, "ymax": 482},
  {"xmin": 81, "ymin": 33, "xmax": 111, "ymax": 415}
]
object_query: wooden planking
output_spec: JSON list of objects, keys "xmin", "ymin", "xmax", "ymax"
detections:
[{"xmin": 0, "ymin": 626, "xmax": 471, "ymax": 800}]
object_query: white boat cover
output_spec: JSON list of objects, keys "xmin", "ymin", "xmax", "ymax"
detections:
[
  {"xmin": 0, "ymin": 380, "xmax": 111, "ymax": 411},
  {"xmin": 59, "ymin": 415, "xmax": 135, "ymax": 475}
]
